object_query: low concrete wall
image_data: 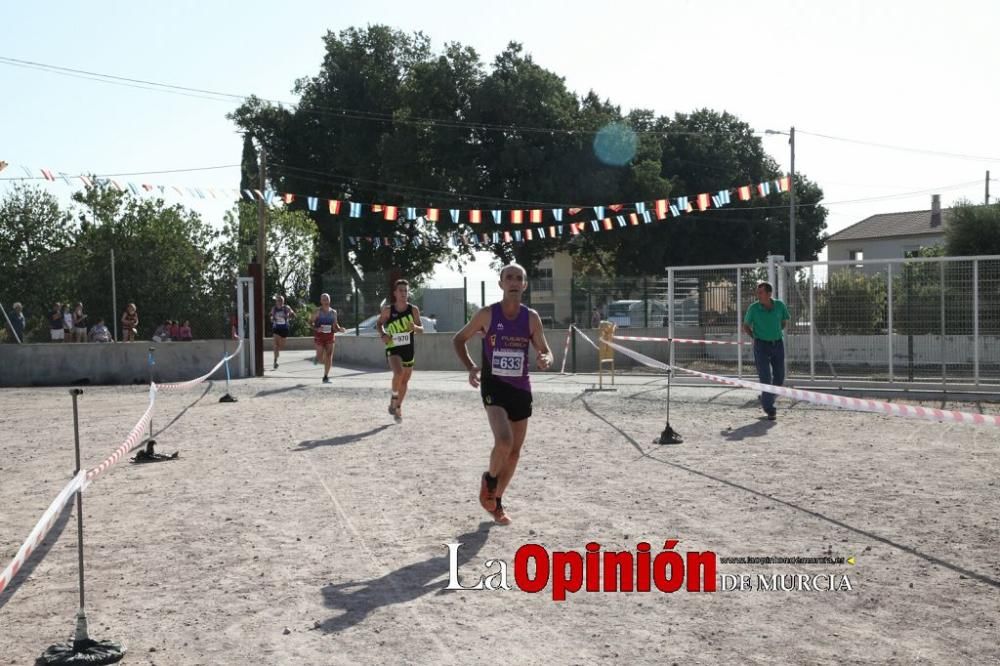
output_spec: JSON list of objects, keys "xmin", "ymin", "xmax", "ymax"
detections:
[{"xmin": 0, "ymin": 341, "xmax": 235, "ymax": 387}]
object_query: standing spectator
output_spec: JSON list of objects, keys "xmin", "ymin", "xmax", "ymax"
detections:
[
  {"xmin": 7, "ymin": 302, "xmax": 25, "ymax": 343},
  {"xmin": 169, "ymin": 319, "xmax": 181, "ymax": 340},
  {"xmin": 591, "ymin": 307, "xmax": 602, "ymax": 329},
  {"xmin": 178, "ymin": 320, "xmax": 193, "ymax": 341},
  {"xmin": 89, "ymin": 318, "xmax": 113, "ymax": 343},
  {"xmin": 121, "ymin": 303, "xmax": 139, "ymax": 342},
  {"xmin": 50, "ymin": 302, "xmax": 65, "ymax": 342},
  {"xmin": 742, "ymin": 281, "xmax": 790, "ymax": 421},
  {"xmin": 62, "ymin": 304, "xmax": 74, "ymax": 340},
  {"xmin": 72, "ymin": 302, "xmax": 88, "ymax": 343}
]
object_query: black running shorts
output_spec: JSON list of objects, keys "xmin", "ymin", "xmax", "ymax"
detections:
[
  {"xmin": 386, "ymin": 344, "xmax": 415, "ymax": 368},
  {"xmin": 481, "ymin": 376, "xmax": 533, "ymax": 422}
]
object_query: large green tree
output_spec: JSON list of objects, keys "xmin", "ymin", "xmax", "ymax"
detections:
[
  {"xmin": 71, "ymin": 185, "xmax": 225, "ymax": 338},
  {"xmin": 0, "ymin": 185, "xmax": 76, "ymax": 336}
]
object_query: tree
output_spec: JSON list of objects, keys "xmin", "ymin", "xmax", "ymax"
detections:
[
  {"xmin": 945, "ymin": 200, "xmax": 1000, "ymax": 256},
  {"xmin": 0, "ymin": 185, "xmax": 76, "ymax": 336},
  {"xmin": 216, "ymin": 202, "xmax": 318, "ymax": 306},
  {"xmin": 71, "ymin": 185, "xmax": 225, "ymax": 338}
]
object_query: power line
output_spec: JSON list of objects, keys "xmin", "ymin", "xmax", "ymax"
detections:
[
  {"xmin": 0, "ymin": 55, "xmax": 731, "ymax": 138},
  {"xmin": 797, "ymin": 129, "xmax": 1000, "ymax": 162},
  {"xmin": 0, "ymin": 164, "xmax": 239, "ymax": 182}
]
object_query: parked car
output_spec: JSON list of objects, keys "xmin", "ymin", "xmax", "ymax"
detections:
[{"xmin": 352, "ymin": 313, "xmax": 437, "ymax": 336}]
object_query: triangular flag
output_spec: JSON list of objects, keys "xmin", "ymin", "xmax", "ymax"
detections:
[
  {"xmin": 603, "ymin": 218, "xmax": 613, "ymax": 231},
  {"xmin": 349, "ymin": 202, "xmax": 363, "ymax": 218},
  {"xmin": 776, "ymin": 176, "xmax": 791, "ymax": 192},
  {"xmin": 530, "ymin": 209, "xmax": 542, "ymax": 223},
  {"xmin": 406, "ymin": 207, "xmax": 417, "ymax": 220},
  {"xmin": 593, "ymin": 206, "xmax": 605, "ymax": 219},
  {"xmin": 40, "ymin": 168, "xmax": 55, "ymax": 181},
  {"xmin": 758, "ymin": 182, "xmax": 771, "ymax": 197},
  {"xmin": 616, "ymin": 215, "xmax": 627, "ymax": 228},
  {"xmin": 329, "ymin": 199, "xmax": 341, "ymax": 215},
  {"xmin": 450, "ymin": 208, "xmax": 460, "ymax": 224},
  {"xmin": 675, "ymin": 196, "xmax": 688, "ymax": 210},
  {"xmin": 469, "ymin": 209, "xmax": 482, "ymax": 224},
  {"xmin": 629, "ymin": 213, "xmax": 639, "ymax": 226},
  {"xmin": 590, "ymin": 220, "xmax": 600, "ymax": 232},
  {"xmin": 696, "ymin": 193, "xmax": 710, "ymax": 211},
  {"xmin": 511, "ymin": 210, "xmax": 523, "ymax": 225},
  {"xmin": 670, "ymin": 204, "xmax": 680, "ymax": 217},
  {"xmin": 282, "ymin": 193, "xmax": 295, "ymax": 204},
  {"xmin": 307, "ymin": 196, "xmax": 318, "ymax": 211},
  {"xmin": 426, "ymin": 208, "xmax": 440, "ymax": 222},
  {"xmin": 551, "ymin": 208, "xmax": 563, "ymax": 222},
  {"xmin": 635, "ymin": 202, "xmax": 647, "ymax": 215},
  {"xmin": 717, "ymin": 189, "xmax": 731, "ymax": 206},
  {"xmin": 738, "ymin": 185, "xmax": 752, "ymax": 201},
  {"xmin": 384, "ymin": 205, "xmax": 398, "ymax": 221}
]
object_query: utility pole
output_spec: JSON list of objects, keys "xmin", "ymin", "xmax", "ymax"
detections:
[
  {"xmin": 789, "ymin": 126, "xmax": 796, "ymax": 263},
  {"xmin": 257, "ymin": 146, "xmax": 267, "ymax": 284},
  {"xmin": 987, "ymin": 170, "xmax": 991, "ymax": 205},
  {"xmin": 765, "ymin": 127, "xmax": 796, "ymax": 262}
]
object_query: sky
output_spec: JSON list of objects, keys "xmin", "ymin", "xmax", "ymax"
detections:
[{"xmin": 3, "ymin": 0, "xmax": 998, "ymax": 298}]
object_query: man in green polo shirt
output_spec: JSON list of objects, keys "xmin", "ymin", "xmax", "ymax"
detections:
[{"xmin": 742, "ymin": 281, "xmax": 790, "ymax": 421}]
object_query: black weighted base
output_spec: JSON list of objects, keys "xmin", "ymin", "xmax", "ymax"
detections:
[
  {"xmin": 218, "ymin": 393, "xmax": 238, "ymax": 403},
  {"xmin": 38, "ymin": 638, "xmax": 125, "ymax": 665},
  {"xmin": 654, "ymin": 423, "xmax": 683, "ymax": 445},
  {"xmin": 130, "ymin": 439, "xmax": 179, "ymax": 464}
]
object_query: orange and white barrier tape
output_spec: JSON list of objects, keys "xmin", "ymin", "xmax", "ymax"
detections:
[
  {"xmin": 157, "ymin": 338, "xmax": 243, "ymax": 391},
  {"xmin": 613, "ymin": 334, "xmax": 749, "ymax": 346},
  {"xmin": 1, "ymin": 339, "xmax": 247, "ymax": 596},
  {"xmin": 559, "ymin": 328, "xmax": 573, "ymax": 374},
  {"xmin": 575, "ymin": 328, "xmax": 1000, "ymax": 428},
  {"xmin": 0, "ymin": 471, "xmax": 85, "ymax": 594}
]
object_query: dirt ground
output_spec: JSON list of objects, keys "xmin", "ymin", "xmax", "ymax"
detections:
[{"xmin": 1, "ymin": 350, "xmax": 998, "ymax": 665}]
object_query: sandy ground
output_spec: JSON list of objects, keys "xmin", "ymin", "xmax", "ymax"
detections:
[{"xmin": 1, "ymin": 349, "xmax": 999, "ymax": 665}]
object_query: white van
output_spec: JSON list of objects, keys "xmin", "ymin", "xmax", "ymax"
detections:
[{"xmin": 606, "ymin": 300, "xmax": 668, "ymax": 328}]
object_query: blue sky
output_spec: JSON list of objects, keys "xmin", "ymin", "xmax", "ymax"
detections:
[{"xmin": 3, "ymin": 0, "xmax": 998, "ymax": 291}]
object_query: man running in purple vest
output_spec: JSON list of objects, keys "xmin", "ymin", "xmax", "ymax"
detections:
[{"xmin": 452, "ymin": 263, "xmax": 554, "ymax": 525}]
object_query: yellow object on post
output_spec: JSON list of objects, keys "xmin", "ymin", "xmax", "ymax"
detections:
[{"xmin": 598, "ymin": 320, "xmax": 616, "ymax": 388}]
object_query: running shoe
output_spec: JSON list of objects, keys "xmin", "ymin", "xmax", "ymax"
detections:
[
  {"xmin": 393, "ymin": 405, "xmax": 402, "ymax": 424},
  {"xmin": 273, "ymin": 362, "xmax": 278, "ymax": 370},
  {"xmin": 322, "ymin": 376, "xmax": 330, "ymax": 384},
  {"xmin": 479, "ymin": 472, "xmax": 497, "ymax": 512},
  {"xmin": 492, "ymin": 498, "xmax": 512, "ymax": 525},
  {"xmin": 388, "ymin": 396, "xmax": 397, "ymax": 415}
]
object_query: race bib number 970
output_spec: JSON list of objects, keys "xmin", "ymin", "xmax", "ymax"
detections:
[
  {"xmin": 391, "ymin": 332, "xmax": 411, "ymax": 347},
  {"xmin": 491, "ymin": 349, "xmax": 524, "ymax": 377}
]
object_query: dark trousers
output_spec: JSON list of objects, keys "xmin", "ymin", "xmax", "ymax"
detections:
[{"xmin": 752, "ymin": 338, "xmax": 785, "ymax": 414}]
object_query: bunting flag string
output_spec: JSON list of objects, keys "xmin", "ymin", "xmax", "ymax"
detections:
[{"xmin": 3, "ymin": 157, "xmax": 796, "ymax": 248}]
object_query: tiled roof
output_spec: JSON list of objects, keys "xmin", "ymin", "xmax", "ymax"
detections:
[{"xmin": 827, "ymin": 208, "xmax": 951, "ymax": 242}]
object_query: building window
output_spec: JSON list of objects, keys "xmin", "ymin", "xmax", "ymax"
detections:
[
  {"xmin": 849, "ymin": 249, "xmax": 864, "ymax": 268},
  {"xmin": 533, "ymin": 268, "xmax": 553, "ymax": 292}
]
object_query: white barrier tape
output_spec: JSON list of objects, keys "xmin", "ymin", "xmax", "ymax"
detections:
[
  {"xmin": 85, "ymin": 384, "xmax": 157, "ymax": 483},
  {"xmin": 576, "ymin": 328, "xmax": 1000, "ymax": 428},
  {"xmin": 613, "ymin": 334, "xmax": 749, "ymax": 346},
  {"xmin": 157, "ymin": 338, "xmax": 244, "ymax": 391},
  {"xmin": 0, "ymin": 471, "xmax": 86, "ymax": 595},
  {"xmin": 559, "ymin": 328, "xmax": 573, "ymax": 374},
  {"xmin": 573, "ymin": 325, "xmax": 600, "ymax": 351}
]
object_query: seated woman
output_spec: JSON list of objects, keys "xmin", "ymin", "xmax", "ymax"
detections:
[
  {"xmin": 89, "ymin": 319, "xmax": 113, "ymax": 343},
  {"xmin": 152, "ymin": 320, "xmax": 172, "ymax": 342},
  {"xmin": 178, "ymin": 320, "xmax": 193, "ymax": 341}
]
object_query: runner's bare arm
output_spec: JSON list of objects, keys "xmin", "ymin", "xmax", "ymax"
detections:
[
  {"xmin": 410, "ymin": 305, "xmax": 424, "ymax": 333},
  {"xmin": 529, "ymin": 309, "xmax": 553, "ymax": 370},
  {"xmin": 377, "ymin": 306, "xmax": 391, "ymax": 343},
  {"xmin": 452, "ymin": 307, "xmax": 491, "ymax": 387}
]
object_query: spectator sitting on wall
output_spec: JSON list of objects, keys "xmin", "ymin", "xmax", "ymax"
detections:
[
  {"xmin": 152, "ymin": 320, "xmax": 172, "ymax": 342},
  {"xmin": 90, "ymin": 318, "xmax": 113, "ymax": 343},
  {"xmin": 178, "ymin": 320, "xmax": 193, "ymax": 341},
  {"xmin": 170, "ymin": 319, "xmax": 181, "ymax": 340}
]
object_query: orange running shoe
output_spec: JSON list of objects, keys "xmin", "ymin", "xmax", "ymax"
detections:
[{"xmin": 492, "ymin": 497, "xmax": 512, "ymax": 525}]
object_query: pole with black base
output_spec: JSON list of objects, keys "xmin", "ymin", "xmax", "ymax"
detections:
[
  {"xmin": 131, "ymin": 347, "xmax": 178, "ymax": 463},
  {"xmin": 655, "ymin": 349, "xmax": 683, "ymax": 445},
  {"xmin": 219, "ymin": 336, "xmax": 237, "ymax": 403},
  {"xmin": 39, "ymin": 389, "xmax": 125, "ymax": 665}
]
